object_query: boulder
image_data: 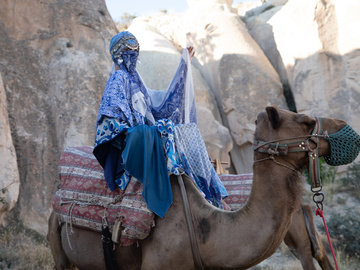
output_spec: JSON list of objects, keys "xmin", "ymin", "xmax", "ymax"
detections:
[
  {"xmin": 248, "ymin": 0, "xmax": 360, "ymax": 163},
  {"xmin": 182, "ymin": 3, "xmax": 287, "ymax": 173},
  {"xmin": 141, "ymin": 2, "xmax": 287, "ymax": 173},
  {"xmin": 129, "ymin": 20, "xmax": 233, "ymax": 167},
  {"xmin": 0, "ymin": 74, "xmax": 20, "ymax": 224}
]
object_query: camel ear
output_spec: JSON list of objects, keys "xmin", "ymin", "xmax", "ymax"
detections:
[
  {"xmin": 266, "ymin": 106, "xmax": 281, "ymax": 129},
  {"xmin": 297, "ymin": 114, "xmax": 316, "ymax": 129}
]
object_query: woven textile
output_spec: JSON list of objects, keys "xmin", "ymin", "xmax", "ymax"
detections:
[
  {"xmin": 220, "ymin": 174, "xmax": 253, "ymax": 210},
  {"xmin": 324, "ymin": 124, "xmax": 360, "ymax": 166},
  {"xmin": 52, "ymin": 146, "xmax": 154, "ymax": 246}
]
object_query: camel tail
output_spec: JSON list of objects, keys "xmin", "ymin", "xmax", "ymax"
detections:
[{"xmin": 47, "ymin": 211, "xmax": 73, "ymax": 270}]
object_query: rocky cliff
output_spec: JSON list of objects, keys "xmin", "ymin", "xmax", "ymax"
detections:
[
  {"xmin": 0, "ymin": 0, "xmax": 115, "ymax": 233},
  {"xmin": 0, "ymin": 0, "xmax": 359, "ymax": 236}
]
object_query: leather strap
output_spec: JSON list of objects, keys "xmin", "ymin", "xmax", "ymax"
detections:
[
  {"xmin": 177, "ymin": 174, "xmax": 205, "ymax": 270},
  {"xmin": 253, "ymin": 117, "xmax": 324, "ymax": 191}
]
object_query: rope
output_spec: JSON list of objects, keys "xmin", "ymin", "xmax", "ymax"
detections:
[
  {"xmin": 253, "ymin": 155, "xmax": 298, "ymax": 172},
  {"xmin": 65, "ymin": 202, "xmax": 76, "ymax": 250},
  {"xmin": 59, "ymin": 193, "xmax": 132, "ymax": 251},
  {"xmin": 315, "ymin": 209, "xmax": 340, "ymax": 270}
]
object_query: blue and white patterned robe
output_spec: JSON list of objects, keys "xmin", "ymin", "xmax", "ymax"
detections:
[{"xmin": 94, "ymin": 49, "xmax": 227, "ymax": 215}]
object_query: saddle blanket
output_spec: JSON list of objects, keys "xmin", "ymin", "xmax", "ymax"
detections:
[
  {"xmin": 52, "ymin": 146, "xmax": 155, "ymax": 246},
  {"xmin": 220, "ymin": 174, "xmax": 253, "ymax": 210},
  {"xmin": 52, "ymin": 146, "xmax": 254, "ymax": 246}
]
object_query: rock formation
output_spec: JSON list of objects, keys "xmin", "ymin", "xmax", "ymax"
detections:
[
  {"xmin": 0, "ymin": 74, "xmax": 20, "ymax": 224},
  {"xmin": 247, "ymin": 0, "xmax": 360, "ymax": 165},
  {"xmin": 0, "ymin": 0, "xmax": 115, "ymax": 233},
  {"xmin": 140, "ymin": 0, "xmax": 288, "ymax": 173}
]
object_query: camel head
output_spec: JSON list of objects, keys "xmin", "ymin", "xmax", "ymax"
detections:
[{"xmin": 253, "ymin": 106, "xmax": 358, "ymax": 171}]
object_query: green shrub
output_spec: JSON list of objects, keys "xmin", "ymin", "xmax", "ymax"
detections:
[
  {"xmin": 115, "ymin": 12, "xmax": 137, "ymax": 31},
  {"xmin": 0, "ymin": 188, "xmax": 6, "ymax": 205},
  {"xmin": 340, "ymin": 161, "xmax": 360, "ymax": 189},
  {"xmin": 261, "ymin": 4, "xmax": 275, "ymax": 13},
  {"xmin": 323, "ymin": 209, "xmax": 360, "ymax": 258},
  {"xmin": 0, "ymin": 221, "xmax": 54, "ymax": 269}
]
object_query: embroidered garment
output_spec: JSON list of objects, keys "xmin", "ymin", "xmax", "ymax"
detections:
[
  {"xmin": 94, "ymin": 44, "xmax": 197, "ymax": 192},
  {"xmin": 94, "ymin": 31, "xmax": 227, "ymax": 217},
  {"xmin": 96, "ymin": 47, "xmax": 197, "ymax": 128},
  {"xmin": 156, "ymin": 119, "xmax": 228, "ymax": 208}
]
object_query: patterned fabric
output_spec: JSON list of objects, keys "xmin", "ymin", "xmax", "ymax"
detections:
[
  {"xmin": 220, "ymin": 174, "xmax": 253, "ymax": 210},
  {"xmin": 96, "ymin": 48, "xmax": 197, "ymax": 129},
  {"xmin": 156, "ymin": 119, "xmax": 181, "ymax": 175},
  {"xmin": 96, "ymin": 52, "xmax": 154, "ymax": 128},
  {"xmin": 52, "ymin": 146, "xmax": 253, "ymax": 247},
  {"xmin": 94, "ymin": 116, "xmax": 129, "ymax": 148},
  {"xmin": 110, "ymin": 31, "xmax": 139, "ymax": 65},
  {"xmin": 52, "ymin": 146, "xmax": 154, "ymax": 246},
  {"xmin": 94, "ymin": 43, "xmax": 198, "ymax": 200},
  {"xmin": 156, "ymin": 119, "xmax": 228, "ymax": 208}
]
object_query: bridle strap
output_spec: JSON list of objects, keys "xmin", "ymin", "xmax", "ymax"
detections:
[
  {"xmin": 308, "ymin": 117, "xmax": 322, "ymax": 191},
  {"xmin": 253, "ymin": 116, "xmax": 324, "ymax": 191}
]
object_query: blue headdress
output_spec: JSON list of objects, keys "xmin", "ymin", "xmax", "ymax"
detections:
[{"xmin": 109, "ymin": 31, "xmax": 139, "ymax": 66}]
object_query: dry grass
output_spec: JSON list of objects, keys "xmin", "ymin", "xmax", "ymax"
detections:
[{"xmin": 0, "ymin": 221, "xmax": 54, "ymax": 270}]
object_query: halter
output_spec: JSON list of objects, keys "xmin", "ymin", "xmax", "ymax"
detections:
[
  {"xmin": 252, "ymin": 117, "xmax": 325, "ymax": 191},
  {"xmin": 253, "ymin": 117, "xmax": 344, "ymax": 270}
]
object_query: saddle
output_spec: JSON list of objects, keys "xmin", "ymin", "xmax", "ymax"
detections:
[{"xmin": 52, "ymin": 146, "xmax": 155, "ymax": 246}]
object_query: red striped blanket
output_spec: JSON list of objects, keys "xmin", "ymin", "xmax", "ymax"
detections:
[
  {"xmin": 220, "ymin": 174, "xmax": 253, "ymax": 210},
  {"xmin": 52, "ymin": 146, "xmax": 154, "ymax": 246}
]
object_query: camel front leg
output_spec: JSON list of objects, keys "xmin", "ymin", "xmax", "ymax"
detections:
[
  {"xmin": 284, "ymin": 205, "xmax": 318, "ymax": 270},
  {"xmin": 301, "ymin": 204, "xmax": 335, "ymax": 270}
]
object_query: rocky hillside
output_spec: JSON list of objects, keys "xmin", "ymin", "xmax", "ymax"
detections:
[{"xmin": 0, "ymin": 0, "xmax": 359, "ymax": 255}]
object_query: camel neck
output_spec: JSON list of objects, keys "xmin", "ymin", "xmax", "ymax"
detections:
[{"xmin": 200, "ymin": 161, "xmax": 303, "ymax": 269}]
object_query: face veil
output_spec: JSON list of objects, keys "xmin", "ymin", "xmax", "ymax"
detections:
[{"xmin": 109, "ymin": 31, "xmax": 140, "ymax": 67}]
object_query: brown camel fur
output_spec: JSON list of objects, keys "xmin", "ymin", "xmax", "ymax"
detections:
[{"xmin": 48, "ymin": 106, "xmax": 345, "ymax": 269}]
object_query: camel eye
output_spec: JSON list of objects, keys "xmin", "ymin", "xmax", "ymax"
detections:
[{"xmin": 255, "ymin": 120, "xmax": 257, "ymax": 125}]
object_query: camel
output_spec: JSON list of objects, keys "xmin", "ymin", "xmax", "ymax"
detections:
[{"xmin": 48, "ymin": 106, "xmax": 346, "ymax": 269}]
